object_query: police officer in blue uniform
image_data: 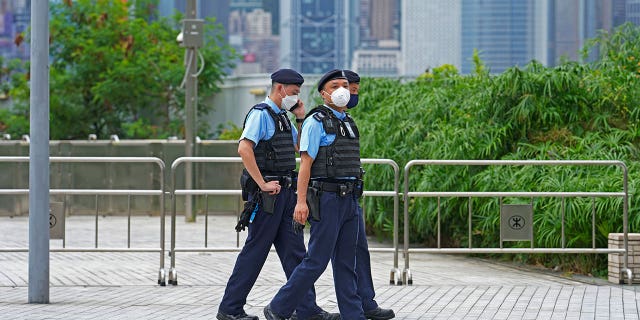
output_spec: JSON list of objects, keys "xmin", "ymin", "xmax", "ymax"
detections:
[
  {"xmin": 217, "ymin": 69, "xmax": 339, "ymax": 320},
  {"xmin": 264, "ymin": 69, "xmax": 366, "ymax": 320},
  {"xmin": 344, "ymin": 70, "xmax": 395, "ymax": 320}
]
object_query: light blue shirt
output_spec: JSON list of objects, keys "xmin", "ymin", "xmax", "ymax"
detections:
[
  {"xmin": 299, "ymin": 105, "xmax": 346, "ymax": 160},
  {"xmin": 239, "ymin": 97, "xmax": 298, "ymax": 148}
]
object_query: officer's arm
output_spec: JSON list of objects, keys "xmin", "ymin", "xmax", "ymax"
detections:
[
  {"xmin": 238, "ymin": 139, "xmax": 270, "ymax": 192},
  {"xmin": 290, "ymin": 100, "xmax": 305, "ymax": 152},
  {"xmin": 294, "ymin": 152, "xmax": 313, "ymax": 224}
]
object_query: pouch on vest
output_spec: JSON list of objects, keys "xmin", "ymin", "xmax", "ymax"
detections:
[
  {"xmin": 260, "ymin": 192, "xmax": 277, "ymax": 214},
  {"xmin": 306, "ymin": 185, "xmax": 321, "ymax": 221},
  {"xmin": 240, "ymin": 169, "xmax": 258, "ymax": 201}
]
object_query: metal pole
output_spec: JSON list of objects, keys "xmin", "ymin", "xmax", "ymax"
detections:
[
  {"xmin": 28, "ymin": 1, "xmax": 50, "ymax": 304},
  {"xmin": 184, "ymin": 0, "xmax": 197, "ymax": 222}
]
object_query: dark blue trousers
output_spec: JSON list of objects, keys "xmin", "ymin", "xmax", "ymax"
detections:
[
  {"xmin": 270, "ymin": 191, "xmax": 365, "ymax": 320},
  {"xmin": 355, "ymin": 205, "xmax": 379, "ymax": 312},
  {"xmin": 218, "ymin": 188, "xmax": 322, "ymax": 318}
]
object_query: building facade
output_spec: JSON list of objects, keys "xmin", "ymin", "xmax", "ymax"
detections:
[
  {"xmin": 0, "ymin": 0, "xmax": 29, "ymax": 61},
  {"xmin": 280, "ymin": 0, "xmax": 350, "ymax": 74},
  {"xmin": 401, "ymin": 0, "xmax": 461, "ymax": 77}
]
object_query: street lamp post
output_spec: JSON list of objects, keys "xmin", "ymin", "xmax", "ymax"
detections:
[{"xmin": 182, "ymin": 0, "xmax": 203, "ymax": 222}]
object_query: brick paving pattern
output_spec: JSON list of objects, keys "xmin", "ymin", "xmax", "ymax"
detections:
[{"xmin": 0, "ymin": 215, "xmax": 638, "ymax": 319}]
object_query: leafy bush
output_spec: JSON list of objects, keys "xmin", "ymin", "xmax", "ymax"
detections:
[{"xmin": 351, "ymin": 23, "xmax": 640, "ymax": 276}]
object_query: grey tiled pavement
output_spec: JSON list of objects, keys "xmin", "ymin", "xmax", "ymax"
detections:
[{"xmin": 0, "ymin": 215, "xmax": 639, "ymax": 319}]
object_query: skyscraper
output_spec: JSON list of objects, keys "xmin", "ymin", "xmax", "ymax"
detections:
[
  {"xmin": 626, "ymin": 0, "xmax": 640, "ymax": 24},
  {"xmin": 280, "ymin": 0, "xmax": 350, "ymax": 74},
  {"xmin": 0, "ymin": 0, "xmax": 29, "ymax": 61},
  {"xmin": 401, "ymin": 0, "xmax": 461, "ymax": 76},
  {"xmin": 461, "ymin": 0, "xmax": 536, "ymax": 74}
]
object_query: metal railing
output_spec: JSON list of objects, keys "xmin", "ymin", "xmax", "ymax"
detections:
[
  {"xmin": 402, "ymin": 159, "xmax": 631, "ymax": 285},
  {"xmin": 168, "ymin": 157, "xmax": 402, "ymax": 285},
  {"xmin": 0, "ymin": 156, "xmax": 168, "ymax": 285},
  {"xmin": 361, "ymin": 159, "xmax": 401, "ymax": 285}
]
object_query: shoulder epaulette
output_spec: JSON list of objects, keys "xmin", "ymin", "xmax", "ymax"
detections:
[
  {"xmin": 312, "ymin": 112, "xmax": 326, "ymax": 122},
  {"xmin": 242, "ymin": 103, "xmax": 271, "ymax": 129},
  {"xmin": 253, "ymin": 103, "xmax": 269, "ymax": 110}
]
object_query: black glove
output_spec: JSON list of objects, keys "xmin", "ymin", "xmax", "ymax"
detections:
[
  {"xmin": 235, "ymin": 193, "xmax": 259, "ymax": 232},
  {"xmin": 292, "ymin": 220, "xmax": 305, "ymax": 235}
]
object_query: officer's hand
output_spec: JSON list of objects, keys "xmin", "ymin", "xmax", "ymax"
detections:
[
  {"xmin": 261, "ymin": 180, "xmax": 281, "ymax": 195},
  {"xmin": 294, "ymin": 202, "xmax": 308, "ymax": 225},
  {"xmin": 291, "ymin": 100, "xmax": 306, "ymax": 119}
]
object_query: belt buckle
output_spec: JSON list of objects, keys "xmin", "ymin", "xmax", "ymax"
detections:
[
  {"xmin": 339, "ymin": 184, "xmax": 348, "ymax": 196},
  {"xmin": 284, "ymin": 176, "xmax": 292, "ymax": 188}
]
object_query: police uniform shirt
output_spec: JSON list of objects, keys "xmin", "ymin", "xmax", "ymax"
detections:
[
  {"xmin": 240, "ymin": 96, "xmax": 299, "ymax": 148},
  {"xmin": 299, "ymin": 105, "xmax": 345, "ymax": 160}
]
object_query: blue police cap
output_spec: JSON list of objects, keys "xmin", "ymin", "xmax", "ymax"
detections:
[
  {"xmin": 344, "ymin": 70, "xmax": 360, "ymax": 84},
  {"xmin": 317, "ymin": 69, "xmax": 347, "ymax": 92},
  {"xmin": 270, "ymin": 68, "xmax": 304, "ymax": 85}
]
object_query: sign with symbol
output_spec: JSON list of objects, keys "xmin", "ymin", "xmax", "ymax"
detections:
[
  {"xmin": 501, "ymin": 204, "xmax": 532, "ymax": 242},
  {"xmin": 49, "ymin": 202, "xmax": 65, "ymax": 240}
]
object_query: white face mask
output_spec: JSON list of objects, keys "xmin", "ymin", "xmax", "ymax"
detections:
[
  {"xmin": 282, "ymin": 94, "xmax": 298, "ymax": 110},
  {"xmin": 328, "ymin": 87, "xmax": 350, "ymax": 107},
  {"xmin": 280, "ymin": 87, "xmax": 298, "ymax": 110}
]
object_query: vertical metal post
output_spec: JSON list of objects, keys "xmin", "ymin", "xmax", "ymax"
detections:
[
  {"xmin": 437, "ymin": 197, "xmax": 441, "ymax": 248},
  {"xmin": 204, "ymin": 194, "xmax": 209, "ymax": 247},
  {"xmin": 28, "ymin": 1, "xmax": 50, "ymax": 304},
  {"xmin": 561, "ymin": 197, "xmax": 565, "ymax": 249},
  {"xmin": 95, "ymin": 195, "xmax": 99, "ymax": 248},
  {"xmin": 127, "ymin": 195, "xmax": 131, "ymax": 248},
  {"xmin": 468, "ymin": 197, "xmax": 472, "ymax": 249},
  {"xmin": 184, "ymin": 0, "xmax": 197, "ymax": 222}
]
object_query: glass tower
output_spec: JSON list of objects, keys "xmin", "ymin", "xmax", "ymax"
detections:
[
  {"xmin": 281, "ymin": 0, "xmax": 349, "ymax": 74},
  {"xmin": 461, "ymin": 0, "xmax": 535, "ymax": 73}
]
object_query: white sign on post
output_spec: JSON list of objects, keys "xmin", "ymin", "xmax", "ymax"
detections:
[
  {"xmin": 500, "ymin": 204, "xmax": 533, "ymax": 242},
  {"xmin": 49, "ymin": 202, "xmax": 65, "ymax": 240}
]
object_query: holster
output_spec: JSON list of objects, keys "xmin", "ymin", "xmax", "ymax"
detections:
[
  {"xmin": 355, "ymin": 179, "xmax": 364, "ymax": 198},
  {"xmin": 240, "ymin": 169, "xmax": 258, "ymax": 201},
  {"xmin": 235, "ymin": 193, "xmax": 258, "ymax": 232},
  {"xmin": 306, "ymin": 185, "xmax": 321, "ymax": 221},
  {"xmin": 260, "ymin": 192, "xmax": 277, "ymax": 214}
]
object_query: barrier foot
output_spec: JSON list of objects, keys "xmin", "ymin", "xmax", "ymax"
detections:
[
  {"xmin": 168, "ymin": 268, "xmax": 178, "ymax": 286},
  {"xmin": 402, "ymin": 268, "xmax": 412, "ymax": 286},
  {"xmin": 624, "ymin": 268, "xmax": 634, "ymax": 285},
  {"xmin": 158, "ymin": 268, "xmax": 166, "ymax": 286},
  {"xmin": 390, "ymin": 268, "xmax": 401, "ymax": 285}
]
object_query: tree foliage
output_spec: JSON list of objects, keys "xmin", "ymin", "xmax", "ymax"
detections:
[
  {"xmin": 0, "ymin": 0, "xmax": 236, "ymax": 139},
  {"xmin": 351, "ymin": 22, "xmax": 640, "ymax": 276}
]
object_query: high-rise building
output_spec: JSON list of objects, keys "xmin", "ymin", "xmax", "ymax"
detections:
[
  {"xmin": 158, "ymin": 0, "xmax": 230, "ymax": 40},
  {"xmin": 461, "ymin": 0, "xmax": 536, "ymax": 74},
  {"xmin": 280, "ymin": 0, "xmax": 350, "ymax": 74},
  {"xmin": 245, "ymin": 8, "xmax": 271, "ymax": 37},
  {"xmin": 545, "ymin": 0, "xmax": 629, "ymax": 65},
  {"xmin": 370, "ymin": 0, "xmax": 395, "ymax": 40},
  {"xmin": 627, "ymin": 0, "xmax": 640, "ymax": 24},
  {"xmin": 401, "ymin": 0, "xmax": 461, "ymax": 77},
  {"xmin": 0, "ymin": 0, "xmax": 29, "ymax": 61}
]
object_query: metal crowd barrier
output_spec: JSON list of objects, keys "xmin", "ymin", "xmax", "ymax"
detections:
[
  {"xmin": 402, "ymin": 160, "xmax": 631, "ymax": 285},
  {"xmin": 168, "ymin": 157, "xmax": 401, "ymax": 286},
  {"xmin": 0, "ymin": 156, "xmax": 168, "ymax": 286}
]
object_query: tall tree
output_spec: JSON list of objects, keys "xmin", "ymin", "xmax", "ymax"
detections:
[{"xmin": 2, "ymin": 0, "xmax": 235, "ymax": 139}]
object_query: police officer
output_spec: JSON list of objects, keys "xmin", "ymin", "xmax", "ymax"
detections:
[
  {"xmin": 264, "ymin": 69, "xmax": 365, "ymax": 320},
  {"xmin": 217, "ymin": 69, "xmax": 339, "ymax": 320},
  {"xmin": 344, "ymin": 70, "xmax": 395, "ymax": 320}
]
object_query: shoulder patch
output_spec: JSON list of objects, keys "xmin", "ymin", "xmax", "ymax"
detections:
[
  {"xmin": 253, "ymin": 103, "xmax": 269, "ymax": 110},
  {"xmin": 312, "ymin": 112, "xmax": 326, "ymax": 122}
]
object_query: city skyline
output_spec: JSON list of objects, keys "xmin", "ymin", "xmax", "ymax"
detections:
[{"xmin": 1, "ymin": 0, "xmax": 640, "ymax": 77}]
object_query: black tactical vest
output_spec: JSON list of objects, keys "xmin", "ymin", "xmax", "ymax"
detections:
[
  {"xmin": 306, "ymin": 106, "xmax": 362, "ymax": 178},
  {"xmin": 242, "ymin": 103, "xmax": 296, "ymax": 174}
]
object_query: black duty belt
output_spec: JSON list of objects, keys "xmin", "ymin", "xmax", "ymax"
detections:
[
  {"xmin": 310, "ymin": 180, "xmax": 363, "ymax": 197},
  {"xmin": 265, "ymin": 175, "xmax": 296, "ymax": 189}
]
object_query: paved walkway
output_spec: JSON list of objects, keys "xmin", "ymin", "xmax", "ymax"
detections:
[{"xmin": 0, "ymin": 215, "xmax": 638, "ymax": 319}]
